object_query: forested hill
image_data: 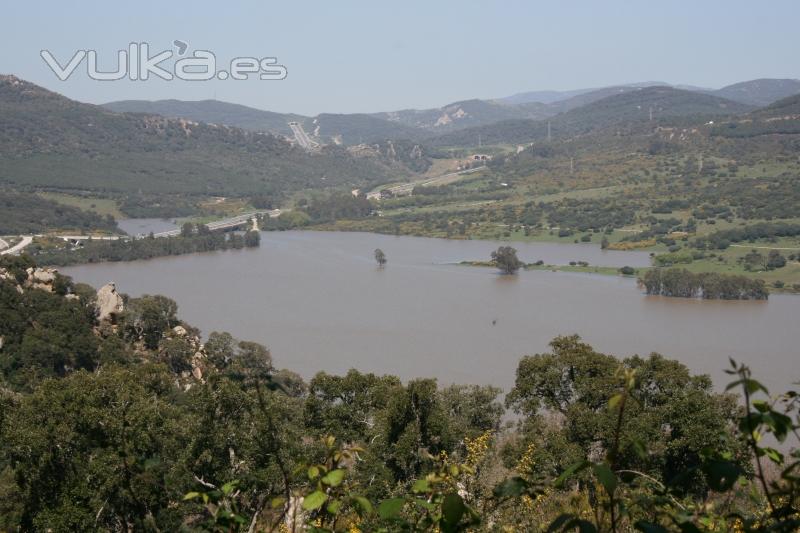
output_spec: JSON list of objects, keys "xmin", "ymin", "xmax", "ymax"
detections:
[
  {"xmin": 426, "ymin": 86, "xmax": 753, "ymax": 147},
  {"xmin": 753, "ymin": 93, "xmax": 800, "ymax": 118},
  {"xmin": 711, "ymin": 78, "xmax": 800, "ymax": 107},
  {"xmin": 103, "ymin": 98, "xmax": 308, "ymax": 137},
  {"xmin": 0, "ymin": 75, "xmax": 400, "ymax": 197}
]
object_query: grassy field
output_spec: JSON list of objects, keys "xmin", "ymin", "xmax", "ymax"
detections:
[
  {"xmin": 458, "ymin": 260, "xmax": 638, "ymax": 278},
  {"xmin": 38, "ymin": 192, "xmax": 125, "ymax": 219}
]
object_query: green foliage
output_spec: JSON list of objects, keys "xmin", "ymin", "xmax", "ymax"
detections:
[
  {"xmin": 122, "ymin": 294, "xmax": 179, "ymax": 350},
  {"xmin": 0, "ymin": 191, "xmax": 117, "ymax": 234},
  {"xmin": 0, "ymin": 275, "xmax": 99, "ymax": 389},
  {"xmin": 491, "ymin": 246, "xmax": 523, "ymax": 274},
  {"xmin": 505, "ymin": 335, "xmax": 748, "ymax": 496},
  {"xmin": 3, "ymin": 365, "xmax": 193, "ymax": 531}
]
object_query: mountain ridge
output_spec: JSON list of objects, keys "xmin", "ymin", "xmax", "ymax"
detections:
[
  {"xmin": 0, "ymin": 75, "xmax": 404, "ymax": 198},
  {"xmin": 425, "ymin": 86, "xmax": 753, "ymax": 147},
  {"xmin": 99, "ymin": 78, "xmax": 800, "ymax": 147}
]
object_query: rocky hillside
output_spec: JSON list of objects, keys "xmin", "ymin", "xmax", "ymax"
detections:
[{"xmin": 0, "ymin": 256, "xmax": 217, "ymax": 388}]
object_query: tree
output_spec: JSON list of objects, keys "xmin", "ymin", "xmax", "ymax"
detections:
[
  {"xmin": 180, "ymin": 222, "xmax": 194, "ymax": 237},
  {"xmin": 767, "ymin": 249, "xmax": 786, "ymax": 270},
  {"xmin": 742, "ymin": 249, "xmax": 766, "ymax": 271},
  {"xmin": 122, "ymin": 295, "xmax": 179, "ymax": 350},
  {"xmin": 505, "ymin": 335, "xmax": 747, "ymax": 496},
  {"xmin": 491, "ymin": 246, "xmax": 523, "ymax": 274},
  {"xmin": 374, "ymin": 248, "xmax": 387, "ymax": 267},
  {"xmin": 2, "ymin": 365, "xmax": 193, "ymax": 531},
  {"xmin": 244, "ymin": 230, "xmax": 260, "ymax": 248}
]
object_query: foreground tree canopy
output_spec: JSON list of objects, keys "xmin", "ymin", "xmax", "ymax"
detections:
[{"xmin": 0, "ymin": 257, "xmax": 798, "ymax": 532}]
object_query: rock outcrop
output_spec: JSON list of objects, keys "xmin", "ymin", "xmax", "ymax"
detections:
[
  {"xmin": 96, "ymin": 282, "xmax": 124, "ymax": 323},
  {"xmin": 25, "ymin": 267, "xmax": 58, "ymax": 292}
]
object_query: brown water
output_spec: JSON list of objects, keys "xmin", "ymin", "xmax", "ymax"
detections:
[{"xmin": 62, "ymin": 231, "xmax": 799, "ymax": 394}]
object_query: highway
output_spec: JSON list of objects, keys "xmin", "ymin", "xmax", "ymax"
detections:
[
  {"xmin": 376, "ymin": 166, "xmax": 486, "ymax": 197},
  {"xmin": 152, "ymin": 209, "xmax": 281, "ymax": 237},
  {"xmin": 0, "ymin": 235, "xmax": 33, "ymax": 256},
  {"xmin": 288, "ymin": 121, "xmax": 319, "ymax": 150}
]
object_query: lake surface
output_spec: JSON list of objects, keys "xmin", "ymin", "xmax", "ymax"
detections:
[
  {"xmin": 62, "ymin": 231, "xmax": 799, "ymax": 394},
  {"xmin": 117, "ymin": 218, "xmax": 179, "ymax": 237}
]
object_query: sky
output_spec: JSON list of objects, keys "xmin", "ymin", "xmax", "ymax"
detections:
[{"xmin": 2, "ymin": 1, "xmax": 799, "ymax": 115}]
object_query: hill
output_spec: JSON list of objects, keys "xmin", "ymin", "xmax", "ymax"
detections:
[
  {"xmin": 103, "ymin": 99, "xmax": 307, "ymax": 136},
  {"xmin": 709, "ymin": 93, "xmax": 800, "ymax": 139},
  {"xmin": 753, "ymin": 93, "xmax": 800, "ymax": 118},
  {"xmin": 0, "ymin": 75, "xmax": 400, "ymax": 200},
  {"xmin": 711, "ymin": 78, "xmax": 800, "ymax": 107},
  {"xmin": 553, "ymin": 85, "xmax": 751, "ymax": 131}
]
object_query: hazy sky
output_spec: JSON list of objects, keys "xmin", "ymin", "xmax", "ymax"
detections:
[{"xmin": 2, "ymin": 1, "xmax": 799, "ymax": 115}]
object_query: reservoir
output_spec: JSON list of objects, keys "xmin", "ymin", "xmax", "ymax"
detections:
[{"xmin": 62, "ymin": 230, "xmax": 799, "ymax": 394}]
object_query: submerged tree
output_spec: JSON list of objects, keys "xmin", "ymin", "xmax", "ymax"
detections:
[
  {"xmin": 374, "ymin": 248, "xmax": 387, "ymax": 267},
  {"xmin": 491, "ymin": 246, "xmax": 523, "ymax": 274},
  {"xmin": 244, "ymin": 230, "xmax": 260, "ymax": 248}
]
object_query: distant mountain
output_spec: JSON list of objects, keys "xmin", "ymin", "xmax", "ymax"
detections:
[
  {"xmin": 546, "ymin": 86, "xmax": 651, "ymax": 114},
  {"xmin": 711, "ymin": 79, "xmax": 800, "ymax": 107},
  {"xmin": 100, "ymin": 79, "xmax": 800, "ymax": 149},
  {"xmin": 0, "ymin": 75, "xmax": 399, "ymax": 197},
  {"xmin": 500, "ymin": 79, "xmax": 800, "ymax": 109},
  {"xmin": 498, "ymin": 82, "xmax": 670, "ymax": 106},
  {"xmin": 498, "ymin": 88, "xmax": 597, "ymax": 106},
  {"xmin": 427, "ymin": 86, "xmax": 752, "ymax": 147},
  {"xmin": 371, "ymin": 98, "xmax": 551, "ymax": 133},
  {"xmin": 103, "ymin": 99, "xmax": 307, "ymax": 136},
  {"xmin": 307, "ymin": 113, "xmax": 426, "ymax": 144},
  {"xmin": 104, "ymin": 97, "xmax": 553, "ymax": 143}
]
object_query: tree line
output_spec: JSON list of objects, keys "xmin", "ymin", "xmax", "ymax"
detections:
[
  {"xmin": 30, "ymin": 225, "xmax": 260, "ymax": 266},
  {"xmin": 639, "ymin": 268, "xmax": 769, "ymax": 300},
  {"xmin": 693, "ymin": 221, "xmax": 800, "ymax": 250}
]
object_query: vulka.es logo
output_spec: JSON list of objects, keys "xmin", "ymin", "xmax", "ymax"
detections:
[{"xmin": 40, "ymin": 41, "xmax": 287, "ymax": 81}]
